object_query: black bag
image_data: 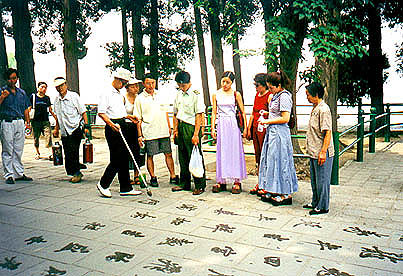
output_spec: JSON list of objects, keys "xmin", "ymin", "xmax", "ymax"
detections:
[
  {"xmin": 278, "ymin": 90, "xmax": 295, "ymax": 129},
  {"xmin": 234, "ymin": 92, "xmax": 244, "ymax": 132}
]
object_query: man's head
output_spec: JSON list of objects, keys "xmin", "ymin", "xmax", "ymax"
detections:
[
  {"xmin": 113, "ymin": 68, "xmax": 131, "ymax": 89},
  {"xmin": 305, "ymin": 82, "xmax": 325, "ymax": 104},
  {"xmin": 142, "ymin": 73, "xmax": 156, "ymax": 94},
  {"xmin": 175, "ymin": 71, "xmax": 192, "ymax": 92},
  {"xmin": 5, "ymin": 68, "xmax": 18, "ymax": 88},
  {"xmin": 54, "ymin": 77, "xmax": 67, "ymax": 95}
]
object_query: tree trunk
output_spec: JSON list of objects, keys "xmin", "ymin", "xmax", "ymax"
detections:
[
  {"xmin": 207, "ymin": 0, "xmax": 224, "ymax": 89},
  {"xmin": 121, "ymin": 6, "xmax": 130, "ymax": 70},
  {"xmin": 11, "ymin": 0, "xmax": 36, "ymax": 96},
  {"xmin": 0, "ymin": 13, "xmax": 8, "ymax": 87},
  {"xmin": 63, "ymin": 0, "xmax": 80, "ymax": 93},
  {"xmin": 149, "ymin": 0, "xmax": 159, "ymax": 81},
  {"xmin": 193, "ymin": 0, "xmax": 210, "ymax": 107},
  {"xmin": 131, "ymin": 0, "xmax": 145, "ymax": 80},
  {"xmin": 368, "ymin": 0, "xmax": 384, "ymax": 123},
  {"xmin": 260, "ymin": 0, "xmax": 273, "ymax": 72},
  {"xmin": 232, "ymin": 33, "xmax": 243, "ymax": 98}
]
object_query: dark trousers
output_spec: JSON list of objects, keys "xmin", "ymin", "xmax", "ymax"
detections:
[
  {"xmin": 100, "ymin": 120, "xmax": 131, "ymax": 192},
  {"xmin": 177, "ymin": 120, "xmax": 206, "ymax": 190},
  {"xmin": 61, "ymin": 127, "xmax": 83, "ymax": 176}
]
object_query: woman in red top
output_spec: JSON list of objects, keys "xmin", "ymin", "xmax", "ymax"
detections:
[{"xmin": 246, "ymin": 73, "xmax": 272, "ymax": 195}]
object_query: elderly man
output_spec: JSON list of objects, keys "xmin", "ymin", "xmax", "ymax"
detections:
[
  {"xmin": 0, "ymin": 68, "xmax": 33, "ymax": 184},
  {"xmin": 96, "ymin": 68, "xmax": 142, "ymax": 198},
  {"xmin": 53, "ymin": 77, "xmax": 89, "ymax": 183}
]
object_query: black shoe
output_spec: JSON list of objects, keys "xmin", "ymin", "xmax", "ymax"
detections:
[
  {"xmin": 303, "ymin": 204, "xmax": 314, "ymax": 209},
  {"xmin": 171, "ymin": 186, "xmax": 184, "ymax": 192},
  {"xmin": 169, "ymin": 175, "xmax": 179, "ymax": 185},
  {"xmin": 15, "ymin": 174, "xmax": 33, "ymax": 181},
  {"xmin": 150, "ymin": 176, "xmax": 158, "ymax": 187},
  {"xmin": 79, "ymin": 163, "xmax": 87, "ymax": 170},
  {"xmin": 5, "ymin": 177, "xmax": 15, "ymax": 184},
  {"xmin": 309, "ymin": 209, "xmax": 329, "ymax": 215},
  {"xmin": 270, "ymin": 196, "xmax": 292, "ymax": 206}
]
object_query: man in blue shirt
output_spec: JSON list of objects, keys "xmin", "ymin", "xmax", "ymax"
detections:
[{"xmin": 0, "ymin": 68, "xmax": 33, "ymax": 184}]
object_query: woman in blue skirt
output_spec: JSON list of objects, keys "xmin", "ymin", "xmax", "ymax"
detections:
[{"xmin": 258, "ymin": 71, "xmax": 298, "ymax": 206}]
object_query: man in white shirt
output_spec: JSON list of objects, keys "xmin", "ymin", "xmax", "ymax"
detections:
[
  {"xmin": 53, "ymin": 77, "xmax": 89, "ymax": 183},
  {"xmin": 96, "ymin": 68, "xmax": 142, "ymax": 198},
  {"xmin": 134, "ymin": 73, "xmax": 178, "ymax": 187}
]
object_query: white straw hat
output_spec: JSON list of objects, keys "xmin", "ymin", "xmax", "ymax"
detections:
[
  {"xmin": 53, "ymin": 77, "xmax": 66, "ymax": 87},
  {"xmin": 128, "ymin": 78, "xmax": 142, "ymax": 85},
  {"xmin": 113, "ymin": 68, "xmax": 131, "ymax": 81}
]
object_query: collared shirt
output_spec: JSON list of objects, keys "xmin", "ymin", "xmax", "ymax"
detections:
[
  {"xmin": 54, "ymin": 90, "xmax": 86, "ymax": 136},
  {"xmin": 0, "ymin": 86, "xmax": 30, "ymax": 119},
  {"xmin": 173, "ymin": 88, "xmax": 205, "ymax": 125},
  {"xmin": 306, "ymin": 100, "xmax": 335, "ymax": 158},
  {"xmin": 133, "ymin": 90, "xmax": 169, "ymax": 140},
  {"xmin": 98, "ymin": 87, "xmax": 127, "ymax": 119}
]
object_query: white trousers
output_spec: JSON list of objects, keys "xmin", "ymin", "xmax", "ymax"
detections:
[{"xmin": 0, "ymin": 119, "xmax": 25, "ymax": 179}]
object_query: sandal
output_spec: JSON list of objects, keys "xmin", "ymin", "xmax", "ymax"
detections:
[
  {"xmin": 270, "ymin": 195, "xmax": 292, "ymax": 206},
  {"xmin": 257, "ymin": 189, "xmax": 269, "ymax": 197},
  {"xmin": 35, "ymin": 154, "xmax": 40, "ymax": 160},
  {"xmin": 249, "ymin": 184, "xmax": 259, "ymax": 195},
  {"xmin": 231, "ymin": 183, "xmax": 242, "ymax": 194},
  {"xmin": 132, "ymin": 176, "xmax": 141, "ymax": 185},
  {"xmin": 212, "ymin": 183, "xmax": 227, "ymax": 193}
]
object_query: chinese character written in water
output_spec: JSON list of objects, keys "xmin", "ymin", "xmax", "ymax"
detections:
[
  {"xmin": 82, "ymin": 222, "xmax": 106, "ymax": 231},
  {"xmin": 176, "ymin": 204, "xmax": 198, "ymax": 211},
  {"xmin": 25, "ymin": 235, "xmax": 47, "ymax": 245},
  {"xmin": 214, "ymin": 208, "xmax": 239, "ymax": 216},
  {"xmin": 131, "ymin": 212, "xmax": 156, "ymax": 219},
  {"xmin": 54, "ymin": 242, "xmax": 90, "ymax": 254},
  {"xmin": 171, "ymin": 217, "xmax": 190, "ymax": 226},
  {"xmin": 138, "ymin": 199, "xmax": 159, "ymax": 205},
  {"xmin": 121, "ymin": 230, "xmax": 145, "ymax": 237},
  {"xmin": 208, "ymin": 268, "xmax": 234, "ymax": 276},
  {"xmin": 211, "ymin": 246, "xmax": 236, "ymax": 257},
  {"xmin": 359, "ymin": 246, "xmax": 403, "ymax": 264},
  {"xmin": 105, "ymin": 252, "xmax": 134, "ymax": 263},
  {"xmin": 143, "ymin": 258, "xmax": 182, "ymax": 274},
  {"xmin": 316, "ymin": 266, "xmax": 354, "ymax": 276},
  {"xmin": 343, "ymin": 226, "xmax": 389, "ymax": 238},
  {"xmin": 258, "ymin": 214, "xmax": 277, "ymax": 222},
  {"xmin": 43, "ymin": 266, "xmax": 67, "ymax": 276},
  {"xmin": 263, "ymin": 233, "xmax": 290, "ymax": 242},
  {"xmin": 212, "ymin": 224, "xmax": 236, "ymax": 233},
  {"xmin": 307, "ymin": 240, "xmax": 342, "ymax": 251},
  {"xmin": 264, "ymin": 256, "xmax": 280, "ymax": 267},
  {"xmin": 0, "ymin": 256, "xmax": 22, "ymax": 271},
  {"xmin": 293, "ymin": 219, "xmax": 322, "ymax": 228},
  {"xmin": 157, "ymin": 237, "xmax": 193, "ymax": 247}
]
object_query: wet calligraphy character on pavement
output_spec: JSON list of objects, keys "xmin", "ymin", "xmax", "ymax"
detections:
[
  {"xmin": 207, "ymin": 268, "xmax": 234, "ymax": 276},
  {"xmin": 211, "ymin": 246, "xmax": 237, "ymax": 257},
  {"xmin": 82, "ymin": 222, "xmax": 106, "ymax": 231},
  {"xmin": 171, "ymin": 217, "xmax": 190, "ymax": 226},
  {"xmin": 143, "ymin": 258, "xmax": 182, "ymax": 274},
  {"xmin": 54, "ymin": 242, "xmax": 90, "ymax": 253},
  {"xmin": 316, "ymin": 266, "xmax": 354, "ymax": 276},
  {"xmin": 131, "ymin": 212, "xmax": 156, "ymax": 219},
  {"xmin": 258, "ymin": 214, "xmax": 277, "ymax": 221},
  {"xmin": 121, "ymin": 230, "xmax": 145, "ymax": 237},
  {"xmin": 214, "ymin": 208, "xmax": 239, "ymax": 216},
  {"xmin": 264, "ymin": 256, "xmax": 280, "ymax": 267},
  {"xmin": 307, "ymin": 240, "xmax": 342, "ymax": 251},
  {"xmin": 0, "ymin": 256, "xmax": 22, "ymax": 271},
  {"xmin": 176, "ymin": 204, "xmax": 198, "ymax": 211},
  {"xmin": 157, "ymin": 237, "xmax": 193, "ymax": 246},
  {"xmin": 43, "ymin": 266, "xmax": 67, "ymax": 276},
  {"xmin": 293, "ymin": 219, "xmax": 322, "ymax": 228},
  {"xmin": 343, "ymin": 226, "xmax": 389, "ymax": 238},
  {"xmin": 263, "ymin": 233, "xmax": 290, "ymax": 242},
  {"xmin": 105, "ymin": 252, "xmax": 134, "ymax": 263},
  {"xmin": 25, "ymin": 235, "xmax": 47, "ymax": 245},
  {"xmin": 138, "ymin": 199, "xmax": 160, "ymax": 205},
  {"xmin": 359, "ymin": 246, "xmax": 403, "ymax": 263},
  {"xmin": 211, "ymin": 224, "xmax": 236, "ymax": 233}
]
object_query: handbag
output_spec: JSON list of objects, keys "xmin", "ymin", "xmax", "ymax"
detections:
[
  {"xmin": 278, "ymin": 90, "xmax": 295, "ymax": 129},
  {"xmin": 29, "ymin": 94, "xmax": 35, "ymax": 120},
  {"xmin": 189, "ymin": 146, "xmax": 204, "ymax": 178},
  {"xmin": 234, "ymin": 92, "xmax": 244, "ymax": 132}
]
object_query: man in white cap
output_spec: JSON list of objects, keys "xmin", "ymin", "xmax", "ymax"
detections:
[
  {"xmin": 96, "ymin": 68, "xmax": 142, "ymax": 198},
  {"xmin": 53, "ymin": 77, "xmax": 89, "ymax": 183}
]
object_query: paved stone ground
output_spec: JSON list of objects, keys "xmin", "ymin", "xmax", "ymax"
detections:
[{"xmin": 0, "ymin": 135, "xmax": 402, "ymax": 276}]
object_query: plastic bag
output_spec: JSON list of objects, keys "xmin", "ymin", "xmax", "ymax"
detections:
[{"xmin": 189, "ymin": 145, "xmax": 204, "ymax": 178}]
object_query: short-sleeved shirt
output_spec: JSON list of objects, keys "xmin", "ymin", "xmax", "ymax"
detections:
[
  {"xmin": 54, "ymin": 90, "xmax": 86, "ymax": 136},
  {"xmin": 269, "ymin": 90, "xmax": 292, "ymax": 121},
  {"xmin": 30, "ymin": 94, "xmax": 51, "ymax": 121},
  {"xmin": 98, "ymin": 88, "xmax": 127, "ymax": 119},
  {"xmin": 0, "ymin": 86, "xmax": 30, "ymax": 119},
  {"xmin": 173, "ymin": 88, "xmax": 205, "ymax": 125},
  {"xmin": 133, "ymin": 90, "xmax": 169, "ymax": 140},
  {"xmin": 306, "ymin": 100, "xmax": 334, "ymax": 158}
]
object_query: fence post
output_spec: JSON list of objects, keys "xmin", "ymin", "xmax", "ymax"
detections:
[
  {"xmin": 85, "ymin": 105, "xmax": 93, "ymax": 140},
  {"xmin": 385, "ymin": 104, "xmax": 391, "ymax": 142},
  {"xmin": 369, "ymin": 107, "xmax": 376, "ymax": 153},
  {"xmin": 357, "ymin": 107, "xmax": 364, "ymax": 162},
  {"xmin": 206, "ymin": 106, "xmax": 212, "ymax": 146},
  {"xmin": 331, "ymin": 131, "xmax": 339, "ymax": 185}
]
